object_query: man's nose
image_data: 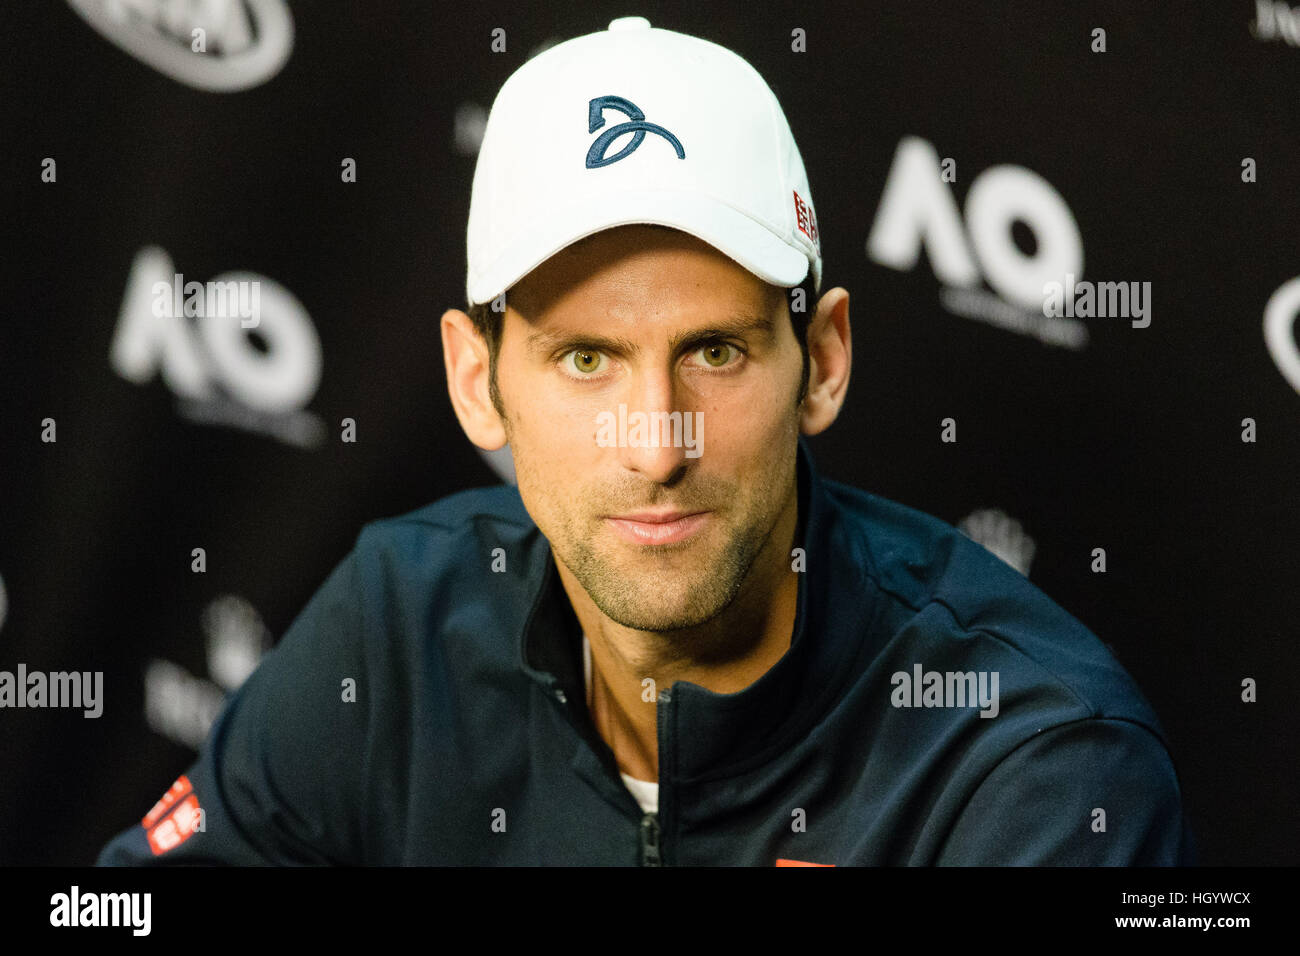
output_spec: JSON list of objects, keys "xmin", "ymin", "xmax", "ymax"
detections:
[{"xmin": 613, "ymin": 368, "xmax": 691, "ymax": 483}]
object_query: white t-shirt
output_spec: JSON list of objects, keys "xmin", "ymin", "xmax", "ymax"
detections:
[{"xmin": 583, "ymin": 633, "xmax": 659, "ymax": 815}]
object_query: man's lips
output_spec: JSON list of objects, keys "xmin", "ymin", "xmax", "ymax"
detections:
[{"xmin": 604, "ymin": 510, "xmax": 711, "ymax": 545}]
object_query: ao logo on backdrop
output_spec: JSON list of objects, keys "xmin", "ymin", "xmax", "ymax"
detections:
[
  {"xmin": 110, "ymin": 246, "xmax": 325, "ymax": 448},
  {"xmin": 870, "ymin": 136, "xmax": 1300, "ymax": 394},
  {"xmin": 867, "ymin": 135, "xmax": 1087, "ymax": 348},
  {"xmin": 66, "ymin": 0, "xmax": 293, "ymax": 91},
  {"xmin": 1264, "ymin": 277, "xmax": 1300, "ymax": 396}
]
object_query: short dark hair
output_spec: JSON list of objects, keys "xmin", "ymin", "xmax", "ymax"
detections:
[{"xmin": 466, "ymin": 273, "xmax": 817, "ymax": 418}]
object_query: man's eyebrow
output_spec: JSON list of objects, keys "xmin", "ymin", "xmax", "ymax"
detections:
[
  {"xmin": 525, "ymin": 312, "xmax": 776, "ymax": 357},
  {"xmin": 669, "ymin": 313, "xmax": 776, "ymax": 351},
  {"xmin": 525, "ymin": 327, "xmax": 640, "ymax": 357}
]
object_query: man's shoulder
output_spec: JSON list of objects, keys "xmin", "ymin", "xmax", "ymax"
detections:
[
  {"xmin": 821, "ymin": 478, "xmax": 1166, "ymax": 738},
  {"xmin": 336, "ymin": 484, "xmax": 546, "ymax": 613},
  {"xmin": 821, "ymin": 477, "xmax": 1050, "ymax": 623},
  {"xmin": 365, "ymin": 483, "xmax": 533, "ymax": 533},
  {"xmin": 354, "ymin": 483, "xmax": 536, "ymax": 557},
  {"xmin": 320, "ymin": 483, "xmax": 545, "ymax": 672}
]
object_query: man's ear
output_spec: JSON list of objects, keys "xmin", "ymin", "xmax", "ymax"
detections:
[
  {"xmin": 799, "ymin": 287, "xmax": 851, "ymax": 436},
  {"xmin": 441, "ymin": 308, "xmax": 508, "ymax": 451}
]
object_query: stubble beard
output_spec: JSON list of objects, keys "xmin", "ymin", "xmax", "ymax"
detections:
[
  {"xmin": 501, "ymin": 388, "xmax": 799, "ymax": 636},
  {"xmin": 555, "ymin": 507, "xmax": 771, "ymax": 633}
]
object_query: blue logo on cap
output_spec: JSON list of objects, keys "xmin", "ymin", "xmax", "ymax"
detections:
[{"xmin": 586, "ymin": 95, "xmax": 685, "ymax": 168}]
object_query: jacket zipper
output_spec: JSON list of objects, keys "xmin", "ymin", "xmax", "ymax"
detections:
[
  {"xmin": 552, "ymin": 669, "xmax": 670, "ymax": 865},
  {"xmin": 639, "ymin": 812, "xmax": 661, "ymax": 866},
  {"xmin": 646, "ymin": 687, "xmax": 672, "ymax": 865}
]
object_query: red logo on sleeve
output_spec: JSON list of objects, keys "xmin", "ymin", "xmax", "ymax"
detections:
[
  {"xmin": 141, "ymin": 775, "xmax": 204, "ymax": 855},
  {"xmin": 141, "ymin": 774, "xmax": 191, "ymax": 828}
]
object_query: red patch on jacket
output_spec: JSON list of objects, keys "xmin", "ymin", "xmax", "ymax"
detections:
[
  {"xmin": 776, "ymin": 858, "xmax": 834, "ymax": 866},
  {"xmin": 142, "ymin": 775, "xmax": 203, "ymax": 855}
]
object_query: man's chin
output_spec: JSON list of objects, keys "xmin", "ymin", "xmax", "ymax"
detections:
[
  {"xmin": 589, "ymin": 600, "xmax": 726, "ymax": 634},
  {"xmin": 582, "ymin": 567, "xmax": 741, "ymax": 633}
]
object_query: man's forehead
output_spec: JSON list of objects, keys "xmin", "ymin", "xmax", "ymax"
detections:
[{"xmin": 515, "ymin": 287, "xmax": 780, "ymax": 326}]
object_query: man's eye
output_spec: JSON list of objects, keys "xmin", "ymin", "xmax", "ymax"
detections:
[
  {"xmin": 564, "ymin": 349, "xmax": 606, "ymax": 375},
  {"xmin": 694, "ymin": 343, "xmax": 736, "ymax": 368}
]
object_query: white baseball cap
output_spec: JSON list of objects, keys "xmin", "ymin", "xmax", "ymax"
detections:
[{"xmin": 465, "ymin": 16, "xmax": 822, "ymax": 306}]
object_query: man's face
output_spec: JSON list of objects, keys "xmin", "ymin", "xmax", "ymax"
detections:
[{"xmin": 495, "ymin": 225, "xmax": 804, "ymax": 633}]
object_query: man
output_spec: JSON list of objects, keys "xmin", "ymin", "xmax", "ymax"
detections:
[{"xmin": 99, "ymin": 17, "xmax": 1189, "ymax": 865}]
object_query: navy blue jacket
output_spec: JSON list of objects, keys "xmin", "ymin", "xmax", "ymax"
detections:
[{"xmin": 98, "ymin": 440, "xmax": 1190, "ymax": 865}]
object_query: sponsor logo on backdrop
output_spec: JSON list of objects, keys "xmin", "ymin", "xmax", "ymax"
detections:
[
  {"xmin": 958, "ymin": 508, "xmax": 1036, "ymax": 577},
  {"xmin": 66, "ymin": 0, "xmax": 293, "ymax": 91},
  {"xmin": 867, "ymin": 135, "xmax": 1090, "ymax": 349},
  {"xmin": 1263, "ymin": 275, "xmax": 1300, "ymax": 395},
  {"xmin": 1251, "ymin": 0, "xmax": 1300, "ymax": 45},
  {"xmin": 144, "ymin": 594, "xmax": 269, "ymax": 749},
  {"xmin": 111, "ymin": 246, "xmax": 325, "ymax": 448}
]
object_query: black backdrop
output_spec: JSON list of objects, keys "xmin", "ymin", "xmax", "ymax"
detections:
[{"xmin": 2, "ymin": 0, "xmax": 1297, "ymax": 866}]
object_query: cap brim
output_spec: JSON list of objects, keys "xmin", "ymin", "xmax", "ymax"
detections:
[{"xmin": 467, "ymin": 190, "xmax": 811, "ymax": 305}]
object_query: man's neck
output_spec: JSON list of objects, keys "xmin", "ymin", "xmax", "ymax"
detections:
[{"xmin": 557, "ymin": 491, "xmax": 801, "ymax": 783}]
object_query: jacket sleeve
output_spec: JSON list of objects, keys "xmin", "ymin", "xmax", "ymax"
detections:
[
  {"xmin": 96, "ymin": 545, "xmax": 372, "ymax": 865},
  {"xmin": 934, "ymin": 717, "xmax": 1193, "ymax": 865}
]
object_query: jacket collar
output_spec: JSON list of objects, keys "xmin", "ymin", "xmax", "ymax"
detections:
[{"xmin": 518, "ymin": 437, "xmax": 878, "ymax": 782}]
